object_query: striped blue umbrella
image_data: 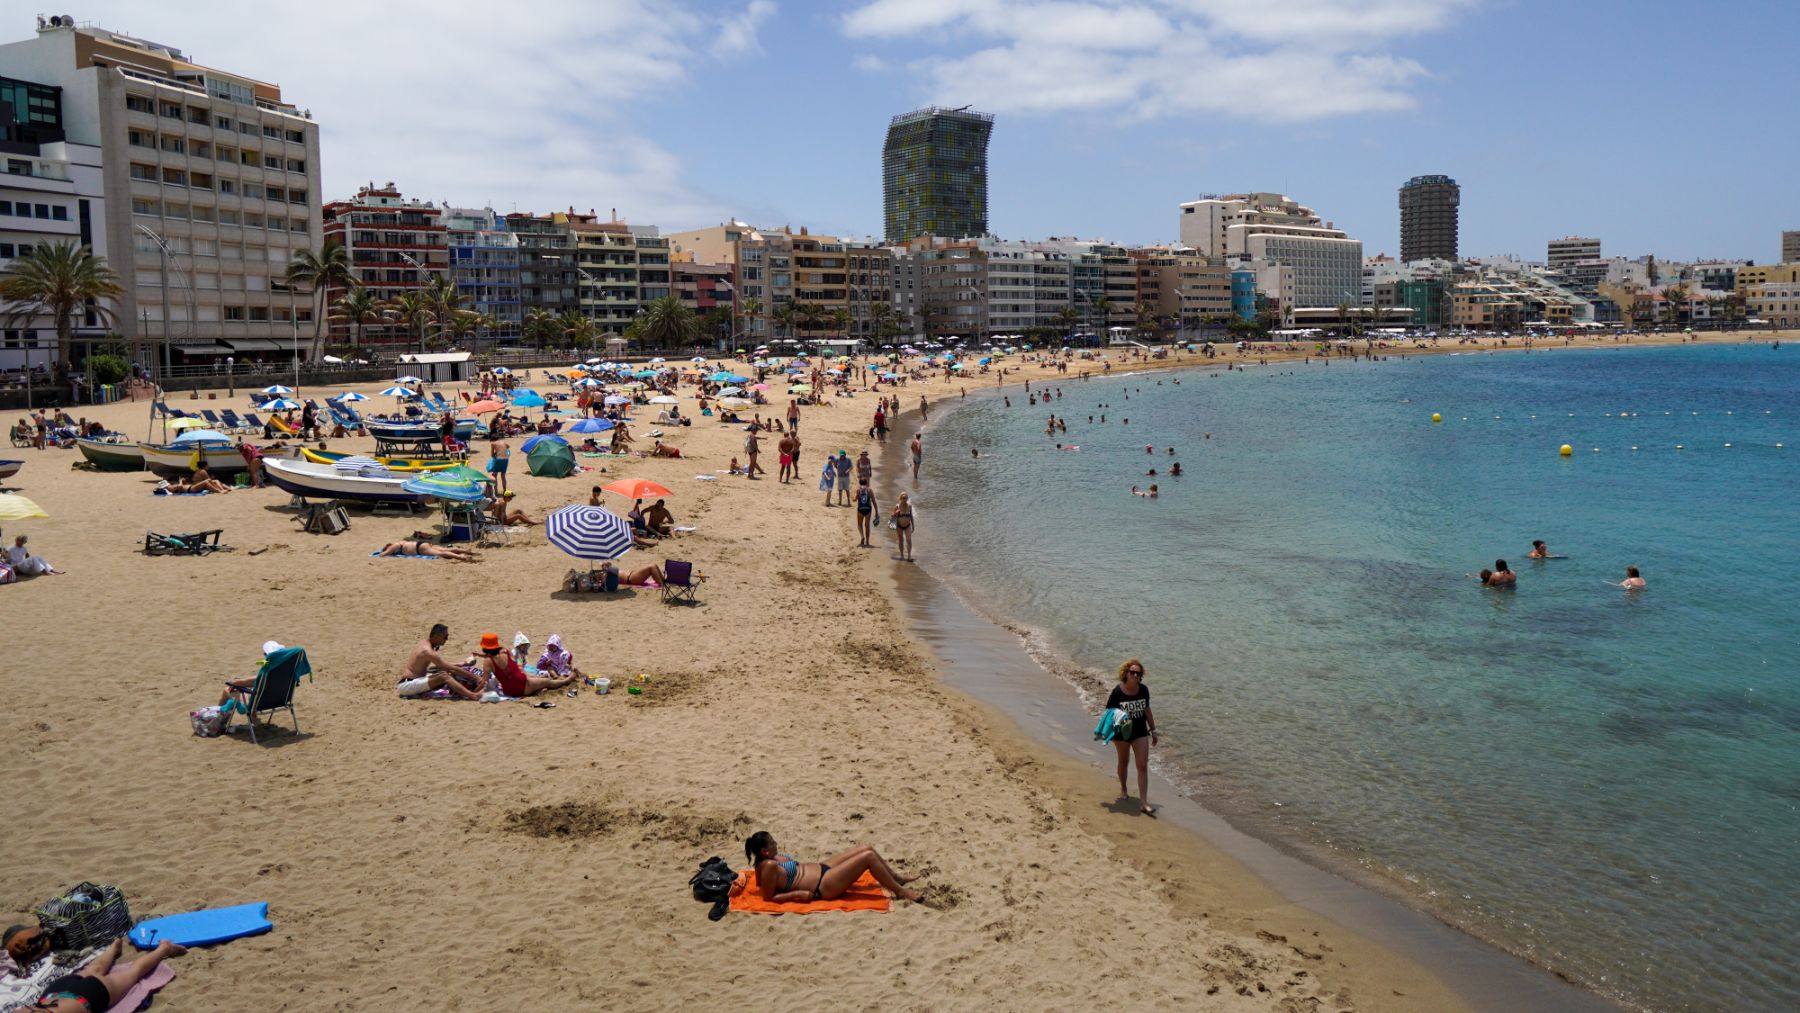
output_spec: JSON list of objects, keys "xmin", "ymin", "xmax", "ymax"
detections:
[
  {"xmin": 259, "ymin": 397, "xmax": 301, "ymax": 410},
  {"xmin": 260, "ymin": 384, "xmax": 294, "ymax": 395},
  {"xmin": 546, "ymin": 504, "xmax": 634, "ymax": 563},
  {"xmin": 379, "ymin": 386, "xmax": 417, "ymax": 397}
]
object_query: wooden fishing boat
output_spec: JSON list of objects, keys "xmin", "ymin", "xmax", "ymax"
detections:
[
  {"xmin": 140, "ymin": 441, "xmax": 247, "ymax": 478},
  {"xmin": 261, "ymin": 457, "xmax": 427, "ymax": 505},
  {"xmin": 76, "ymin": 437, "xmax": 146, "ymax": 471}
]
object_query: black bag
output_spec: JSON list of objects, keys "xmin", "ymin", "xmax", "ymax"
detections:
[
  {"xmin": 688, "ymin": 856, "xmax": 736, "ymax": 922},
  {"xmin": 33, "ymin": 882, "xmax": 131, "ymax": 952}
]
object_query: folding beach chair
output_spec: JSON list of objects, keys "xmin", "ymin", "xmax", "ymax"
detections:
[
  {"xmin": 241, "ymin": 412, "xmax": 265, "ymax": 432},
  {"xmin": 660, "ymin": 560, "xmax": 702, "ymax": 605},
  {"xmin": 201, "ymin": 409, "xmax": 226, "ymax": 428},
  {"xmin": 144, "ymin": 530, "xmax": 230, "ymax": 555},
  {"xmin": 219, "ymin": 409, "xmax": 247, "ymax": 432},
  {"xmin": 222, "ymin": 646, "xmax": 312, "ymax": 743}
]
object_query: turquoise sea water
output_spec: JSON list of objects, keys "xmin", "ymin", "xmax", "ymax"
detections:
[{"xmin": 921, "ymin": 343, "xmax": 1799, "ymax": 1012}]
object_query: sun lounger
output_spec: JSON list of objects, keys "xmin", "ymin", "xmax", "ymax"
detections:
[
  {"xmin": 241, "ymin": 412, "xmax": 266, "ymax": 432},
  {"xmin": 144, "ymin": 529, "xmax": 230, "ymax": 555},
  {"xmin": 201, "ymin": 409, "xmax": 226, "ymax": 428},
  {"xmin": 219, "ymin": 409, "xmax": 248, "ymax": 432},
  {"xmin": 222, "ymin": 646, "xmax": 311, "ymax": 743}
]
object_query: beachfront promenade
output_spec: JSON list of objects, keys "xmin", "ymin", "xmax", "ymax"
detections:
[{"xmin": 3, "ymin": 329, "xmax": 1775, "ymax": 1009}]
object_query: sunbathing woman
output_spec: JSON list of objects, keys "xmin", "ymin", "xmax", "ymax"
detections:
[
  {"xmin": 377, "ymin": 539, "xmax": 476, "ymax": 561},
  {"xmin": 11, "ymin": 934, "xmax": 186, "ymax": 1013},
  {"xmin": 743, "ymin": 830, "xmax": 923, "ymax": 904}
]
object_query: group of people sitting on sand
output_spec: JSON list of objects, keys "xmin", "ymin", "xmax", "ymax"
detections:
[{"xmin": 394, "ymin": 623, "xmax": 582, "ymax": 700}]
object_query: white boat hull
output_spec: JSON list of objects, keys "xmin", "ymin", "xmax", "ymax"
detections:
[
  {"xmin": 262, "ymin": 458, "xmax": 428, "ymax": 505},
  {"xmin": 141, "ymin": 442, "xmax": 246, "ymax": 477}
]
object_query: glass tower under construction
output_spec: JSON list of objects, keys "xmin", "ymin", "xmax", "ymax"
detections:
[{"xmin": 883, "ymin": 106, "xmax": 993, "ymax": 243}]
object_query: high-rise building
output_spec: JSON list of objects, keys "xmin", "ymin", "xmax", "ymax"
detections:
[
  {"xmin": 1548, "ymin": 236, "xmax": 1601, "ymax": 270},
  {"xmin": 1, "ymin": 16, "xmax": 324, "ymax": 369},
  {"xmin": 1398, "ymin": 174, "xmax": 1458, "ymax": 263},
  {"xmin": 1178, "ymin": 193, "xmax": 1362, "ymax": 309},
  {"xmin": 320, "ymin": 183, "xmax": 447, "ymax": 347},
  {"xmin": 0, "ymin": 71, "xmax": 108, "ymax": 373},
  {"xmin": 504, "ymin": 211, "xmax": 578, "ymax": 327},
  {"xmin": 1782, "ymin": 229, "xmax": 1799, "ymax": 264},
  {"xmin": 882, "ymin": 106, "xmax": 992, "ymax": 243},
  {"xmin": 444, "ymin": 206, "xmax": 521, "ymax": 341}
]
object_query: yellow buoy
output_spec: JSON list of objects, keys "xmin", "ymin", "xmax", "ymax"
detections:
[
  {"xmin": 1431, "ymin": 413, "xmax": 1442, "ymax": 423},
  {"xmin": 1559, "ymin": 444, "xmax": 1573, "ymax": 456}
]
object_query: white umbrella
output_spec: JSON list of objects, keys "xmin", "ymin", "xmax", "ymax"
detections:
[
  {"xmin": 691, "ymin": 356, "xmax": 708, "ymax": 363},
  {"xmin": 649, "ymin": 357, "xmax": 665, "ymax": 364},
  {"xmin": 604, "ymin": 394, "xmax": 632, "ymax": 406},
  {"xmin": 394, "ymin": 375, "xmax": 425, "ymax": 384},
  {"xmin": 649, "ymin": 395, "xmax": 679, "ymax": 405}
]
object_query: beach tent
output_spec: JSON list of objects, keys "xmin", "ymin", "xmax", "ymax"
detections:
[{"xmin": 526, "ymin": 437, "xmax": 576, "ymax": 478}]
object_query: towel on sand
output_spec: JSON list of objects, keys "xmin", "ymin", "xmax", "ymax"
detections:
[
  {"xmin": 728, "ymin": 870, "xmax": 891, "ymax": 915},
  {"xmin": 0, "ymin": 948, "xmax": 174, "ymax": 1010}
]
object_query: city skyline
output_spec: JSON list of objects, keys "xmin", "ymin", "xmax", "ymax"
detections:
[{"xmin": 32, "ymin": 1, "xmax": 1800, "ymax": 262}]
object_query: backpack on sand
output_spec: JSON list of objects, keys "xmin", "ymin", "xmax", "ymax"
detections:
[{"xmin": 689, "ymin": 856, "xmax": 737, "ymax": 922}]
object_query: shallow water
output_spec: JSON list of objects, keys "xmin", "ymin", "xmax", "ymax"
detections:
[{"xmin": 921, "ymin": 344, "xmax": 1800, "ymax": 1012}]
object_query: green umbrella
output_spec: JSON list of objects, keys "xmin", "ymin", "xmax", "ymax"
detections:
[
  {"xmin": 526, "ymin": 438, "xmax": 575, "ymax": 478},
  {"xmin": 435, "ymin": 463, "xmax": 490, "ymax": 484}
]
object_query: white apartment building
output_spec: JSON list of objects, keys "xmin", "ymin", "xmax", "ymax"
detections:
[
  {"xmin": 1748, "ymin": 281, "xmax": 1800, "ymax": 328},
  {"xmin": 1547, "ymin": 236, "xmax": 1601, "ymax": 270},
  {"xmin": 1178, "ymin": 193, "xmax": 1361, "ymax": 309},
  {"xmin": 977, "ymin": 238, "xmax": 1071, "ymax": 335},
  {"xmin": 0, "ymin": 16, "xmax": 324, "ymax": 370},
  {"xmin": 0, "ymin": 69, "xmax": 106, "ymax": 371}
]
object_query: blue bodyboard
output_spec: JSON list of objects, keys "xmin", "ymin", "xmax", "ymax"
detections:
[{"xmin": 129, "ymin": 902, "xmax": 271, "ymax": 949}]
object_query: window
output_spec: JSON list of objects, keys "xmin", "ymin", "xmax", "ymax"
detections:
[
  {"xmin": 160, "ymin": 102, "xmax": 181, "ymax": 118},
  {"xmin": 6, "ymin": 158, "xmax": 30, "ymax": 176},
  {"xmin": 288, "ymin": 188, "xmax": 307, "ymax": 205},
  {"xmin": 242, "ymin": 183, "xmax": 263, "ymax": 200},
  {"xmin": 126, "ymin": 95, "xmax": 155, "ymax": 114},
  {"xmin": 190, "ymin": 172, "xmax": 213, "ymax": 190},
  {"xmin": 290, "ymin": 218, "xmax": 308, "ymax": 235},
  {"xmin": 239, "ymin": 122, "xmax": 256, "ymax": 136},
  {"xmin": 34, "ymin": 203, "xmax": 50, "ymax": 219},
  {"xmin": 239, "ymin": 149, "xmax": 257, "ymax": 165},
  {"xmin": 268, "ymin": 217, "xmax": 287, "ymax": 232},
  {"xmin": 246, "ymin": 275, "xmax": 267, "ymax": 291},
  {"xmin": 223, "ymin": 306, "xmax": 245, "ymax": 321},
  {"xmin": 297, "ymin": 308, "xmax": 312, "ymax": 322},
  {"xmin": 244, "ymin": 212, "xmax": 263, "ymax": 229},
  {"xmin": 191, "ymin": 238, "xmax": 216, "ymax": 256},
  {"xmin": 286, "ymin": 158, "xmax": 305, "ymax": 174},
  {"xmin": 128, "ymin": 129, "xmax": 152, "ymax": 147},
  {"xmin": 218, "ymin": 210, "xmax": 239, "ymax": 225},
  {"xmin": 132, "ymin": 198, "xmax": 158, "ymax": 216},
  {"xmin": 217, "ymin": 179, "xmax": 235, "ymax": 196},
  {"xmin": 215, "ymin": 115, "xmax": 233, "ymax": 131},
  {"xmin": 249, "ymin": 306, "xmax": 269, "ymax": 321},
  {"xmin": 220, "ymin": 243, "xmax": 241, "ymax": 259},
  {"xmin": 262, "ymin": 124, "xmax": 280, "ymax": 139},
  {"xmin": 164, "ymin": 204, "xmax": 188, "ymax": 221},
  {"xmin": 0, "ymin": 200, "xmax": 9, "ymax": 215},
  {"xmin": 187, "ymin": 106, "xmax": 206, "ymax": 124},
  {"xmin": 0, "ymin": 244, "xmax": 12, "ymax": 258},
  {"xmin": 51, "ymin": 206, "xmax": 67, "ymax": 221},
  {"xmin": 215, "ymin": 145, "xmax": 234, "ymax": 162},
  {"xmin": 159, "ymin": 135, "xmax": 185, "ymax": 154},
  {"xmin": 191, "ymin": 141, "xmax": 210, "ymax": 159},
  {"xmin": 263, "ymin": 154, "xmax": 282, "ymax": 170},
  {"xmin": 161, "ymin": 168, "xmax": 186, "ymax": 186},
  {"xmin": 190, "ymin": 206, "xmax": 213, "ymax": 223},
  {"xmin": 130, "ymin": 163, "xmax": 156, "ymax": 181}
]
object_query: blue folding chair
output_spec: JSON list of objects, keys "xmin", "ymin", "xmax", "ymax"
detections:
[{"xmin": 221, "ymin": 647, "xmax": 312, "ymax": 743}]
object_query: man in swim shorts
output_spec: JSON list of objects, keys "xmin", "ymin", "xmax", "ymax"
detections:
[
  {"xmin": 397, "ymin": 623, "xmax": 484, "ymax": 699},
  {"xmin": 488, "ymin": 436, "xmax": 510, "ymax": 495}
]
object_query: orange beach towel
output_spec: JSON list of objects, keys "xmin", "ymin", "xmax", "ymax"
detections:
[{"xmin": 729, "ymin": 869, "xmax": 892, "ymax": 914}]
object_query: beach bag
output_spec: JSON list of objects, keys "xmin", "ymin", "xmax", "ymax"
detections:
[
  {"xmin": 33, "ymin": 882, "xmax": 132, "ymax": 952},
  {"xmin": 1093, "ymin": 707, "xmax": 1133, "ymax": 743},
  {"xmin": 689, "ymin": 856, "xmax": 736, "ymax": 922},
  {"xmin": 190, "ymin": 705, "xmax": 229, "ymax": 737},
  {"xmin": 0, "ymin": 562, "xmax": 13, "ymax": 584}
]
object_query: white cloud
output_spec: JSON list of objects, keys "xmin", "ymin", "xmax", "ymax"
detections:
[
  {"xmin": 841, "ymin": 0, "xmax": 1474, "ymax": 120},
  {"xmin": 852, "ymin": 54, "xmax": 891, "ymax": 72},
  {"xmin": 70, "ymin": 0, "xmax": 769, "ymax": 224},
  {"xmin": 713, "ymin": 0, "xmax": 777, "ymax": 57}
]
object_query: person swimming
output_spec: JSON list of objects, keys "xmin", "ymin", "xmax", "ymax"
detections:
[
  {"xmin": 1486, "ymin": 559, "xmax": 1516, "ymax": 586},
  {"xmin": 1619, "ymin": 566, "xmax": 1646, "ymax": 590},
  {"xmin": 1169, "ymin": 463, "xmax": 1182, "ymax": 476}
]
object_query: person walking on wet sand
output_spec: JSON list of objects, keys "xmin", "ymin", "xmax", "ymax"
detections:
[
  {"xmin": 1108, "ymin": 659, "xmax": 1159, "ymax": 815},
  {"xmin": 891, "ymin": 492, "xmax": 914, "ymax": 561},
  {"xmin": 909, "ymin": 432, "xmax": 923, "ymax": 480},
  {"xmin": 855, "ymin": 479, "xmax": 879, "ymax": 547}
]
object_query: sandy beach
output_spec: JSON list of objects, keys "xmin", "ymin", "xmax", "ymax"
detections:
[{"xmin": 1, "ymin": 329, "xmax": 1781, "ymax": 1010}]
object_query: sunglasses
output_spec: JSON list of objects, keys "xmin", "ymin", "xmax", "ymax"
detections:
[{"xmin": 1127, "ymin": 668, "xmax": 1144, "ymax": 675}]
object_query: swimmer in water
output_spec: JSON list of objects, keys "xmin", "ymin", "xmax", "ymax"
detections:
[
  {"xmin": 1146, "ymin": 468, "xmax": 1157, "ymax": 476},
  {"xmin": 1529, "ymin": 540, "xmax": 1549, "ymax": 559},
  {"xmin": 1618, "ymin": 566, "xmax": 1646, "ymax": 590},
  {"xmin": 1486, "ymin": 559, "xmax": 1516, "ymax": 586},
  {"xmin": 971, "ymin": 448, "xmax": 980, "ymax": 459},
  {"xmin": 1169, "ymin": 462, "xmax": 1182, "ymax": 476},
  {"xmin": 1147, "ymin": 484, "xmax": 1158, "ymax": 498}
]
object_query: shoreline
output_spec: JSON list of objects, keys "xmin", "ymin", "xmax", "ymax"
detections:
[{"xmin": 870, "ymin": 356, "xmax": 1646, "ymax": 1011}]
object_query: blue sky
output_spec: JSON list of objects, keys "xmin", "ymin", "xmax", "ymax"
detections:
[{"xmin": 81, "ymin": 1, "xmax": 1799, "ymax": 261}]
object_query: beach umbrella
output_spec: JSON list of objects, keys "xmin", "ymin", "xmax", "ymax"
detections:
[
  {"xmin": 520, "ymin": 433, "xmax": 567, "ymax": 454},
  {"xmin": 526, "ymin": 438, "xmax": 576, "ymax": 478},
  {"xmin": 718, "ymin": 397, "xmax": 752, "ymax": 410},
  {"xmin": 164, "ymin": 417, "xmax": 212, "ymax": 430},
  {"xmin": 511, "ymin": 393, "xmax": 548, "ymax": 408},
  {"xmin": 586, "ymin": 357, "xmax": 605, "ymax": 365},
  {"xmin": 430, "ymin": 463, "xmax": 491, "ymax": 484},
  {"xmin": 259, "ymin": 398, "xmax": 300, "ymax": 410},
  {"xmin": 401, "ymin": 471, "xmax": 488, "ymax": 503},
  {"xmin": 565, "ymin": 417, "xmax": 615, "ymax": 434},
  {"xmin": 691, "ymin": 356, "xmax": 708, "ymax": 363},
  {"xmin": 649, "ymin": 395, "xmax": 680, "ymax": 405},
  {"xmin": 260, "ymin": 384, "xmax": 294, "ymax": 395},
  {"xmin": 546, "ymin": 504, "xmax": 634, "ymax": 564},
  {"xmin": 573, "ymin": 377, "xmax": 603, "ymax": 387},
  {"xmin": 172, "ymin": 429, "xmax": 231, "ymax": 444},
  {"xmin": 788, "ymin": 384, "xmax": 811, "ymax": 393},
  {"xmin": 491, "ymin": 366, "xmax": 511, "ymax": 375},
  {"xmin": 603, "ymin": 478, "xmax": 672, "ymax": 500},
  {"xmin": 950, "ymin": 362, "xmax": 965, "ymax": 370},
  {"xmin": 394, "ymin": 375, "xmax": 425, "ymax": 384},
  {"xmin": 716, "ymin": 387, "xmax": 744, "ymax": 396},
  {"xmin": 335, "ymin": 392, "xmax": 369, "ymax": 402},
  {"xmin": 604, "ymin": 394, "xmax": 632, "ymax": 406},
  {"xmin": 649, "ymin": 357, "xmax": 665, "ymax": 364},
  {"xmin": 379, "ymin": 386, "xmax": 417, "ymax": 398},
  {"xmin": 0, "ymin": 493, "xmax": 48, "ymax": 520},
  {"xmin": 708, "ymin": 370, "xmax": 737, "ymax": 382},
  {"xmin": 468, "ymin": 399, "xmax": 504, "ymax": 414}
]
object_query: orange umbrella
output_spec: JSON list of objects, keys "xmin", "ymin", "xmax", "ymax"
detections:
[
  {"xmin": 468, "ymin": 399, "xmax": 504, "ymax": 414},
  {"xmin": 603, "ymin": 478, "xmax": 672, "ymax": 500}
]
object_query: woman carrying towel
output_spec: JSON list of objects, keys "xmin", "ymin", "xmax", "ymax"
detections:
[{"xmin": 1107, "ymin": 659, "xmax": 1159, "ymax": 815}]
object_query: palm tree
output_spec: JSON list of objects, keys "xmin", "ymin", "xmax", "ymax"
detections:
[
  {"xmin": 1053, "ymin": 305, "xmax": 1079, "ymax": 336},
  {"xmin": 561, "ymin": 309, "xmax": 597, "ymax": 350},
  {"xmin": 635, "ymin": 295, "xmax": 698, "ymax": 350},
  {"xmin": 329, "ymin": 284, "xmax": 387, "ymax": 351},
  {"xmin": 0, "ymin": 241, "xmax": 123, "ymax": 381},
  {"xmin": 523, "ymin": 308, "xmax": 556, "ymax": 351},
  {"xmin": 735, "ymin": 296, "xmax": 763, "ymax": 346},
  {"xmin": 425, "ymin": 274, "xmax": 466, "ymax": 343},
  {"xmin": 829, "ymin": 307, "xmax": 852, "ymax": 341},
  {"xmin": 286, "ymin": 240, "xmax": 354, "ymax": 359},
  {"xmin": 772, "ymin": 302, "xmax": 796, "ymax": 340},
  {"xmin": 701, "ymin": 306, "xmax": 732, "ymax": 347},
  {"xmin": 444, "ymin": 309, "xmax": 480, "ymax": 347},
  {"xmin": 388, "ymin": 291, "xmax": 436, "ymax": 352},
  {"xmin": 795, "ymin": 302, "xmax": 825, "ymax": 342},
  {"xmin": 1092, "ymin": 296, "xmax": 1112, "ymax": 337}
]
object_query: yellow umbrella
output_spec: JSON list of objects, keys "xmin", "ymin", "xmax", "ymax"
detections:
[
  {"xmin": 166, "ymin": 417, "xmax": 211, "ymax": 430},
  {"xmin": 0, "ymin": 493, "xmax": 48, "ymax": 520}
]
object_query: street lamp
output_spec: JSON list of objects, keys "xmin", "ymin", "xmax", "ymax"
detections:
[{"xmin": 134, "ymin": 224, "xmax": 174, "ymax": 383}]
